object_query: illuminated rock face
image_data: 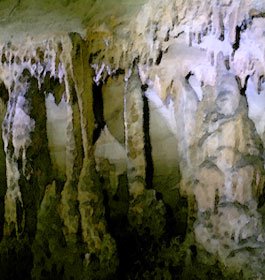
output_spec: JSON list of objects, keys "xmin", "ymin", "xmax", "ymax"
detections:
[
  {"xmin": 193, "ymin": 71, "xmax": 265, "ymax": 274},
  {"xmin": 0, "ymin": 0, "xmax": 265, "ymax": 279}
]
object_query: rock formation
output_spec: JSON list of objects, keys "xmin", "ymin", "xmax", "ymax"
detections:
[{"xmin": 0, "ymin": 0, "xmax": 265, "ymax": 279}]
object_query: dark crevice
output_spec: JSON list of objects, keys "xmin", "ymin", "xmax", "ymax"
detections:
[
  {"xmin": 185, "ymin": 71, "xmax": 193, "ymax": 81},
  {"xmin": 233, "ymin": 25, "xmax": 241, "ymax": 52},
  {"xmin": 43, "ymin": 74, "xmax": 65, "ymax": 105},
  {"xmin": 219, "ymin": 13, "xmax": 225, "ymax": 41},
  {"xmin": 153, "ymin": 23, "xmax": 159, "ymax": 41},
  {"xmin": 0, "ymin": 82, "xmax": 9, "ymax": 104},
  {"xmin": 92, "ymin": 81, "xmax": 106, "ymax": 144},
  {"xmin": 232, "ymin": 19, "xmax": 248, "ymax": 53},
  {"xmin": 164, "ymin": 29, "xmax": 170, "ymax": 42},
  {"xmin": 111, "ymin": 68, "xmax": 125, "ymax": 80},
  {"xmin": 155, "ymin": 191, "xmax": 163, "ymax": 201},
  {"xmin": 71, "ymin": 83, "xmax": 78, "ymax": 105},
  {"xmin": 198, "ymin": 32, "xmax": 202, "ymax": 44},
  {"xmin": 258, "ymin": 75, "xmax": 264, "ymax": 94},
  {"xmin": 224, "ymin": 56, "xmax": 230, "ymax": 70},
  {"xmin": 1, "ymin": 53, "xmax": 6, "ymax": 64},
  {"xmin": 163, "ymin": 202, "xmax": 179, "ymax": 244},
  {"xmin": 76, "ymin": 200, "xmax": 83, "ymax": 241},
  {"xmin": 88, "ymin": 50, "xmax": 101, "ymax": 64},
  {"xmin": 132, "ymin": 56, "xmax": 140, "ymax": 70},
  {"xmin": 236, "ymin": 75, "xmax": 249, "ymax": 97},
  {"xmin": 75, "ymin": 43, "xmax": 81, "ymax": 58},
  {"xmin": 174, "ymin": 31, "xmax": 184, "ymax": 39},
  {"xmin": 54, "ymin": 179, "xmax": 66, "ymax": 195},
  {"xmin": 258, "ymin": 192, "xmax": 265, "ymax": 209},
  {"xmin": 141, "ymin": 84, "xmax": 148, "ymax": 92},
  {"xmin": 142, "ymin": 93, "xmax": 154, "ymax": 189},
  {"xmin": 155, "ymin": 49, "xmax": 163, "ymax": 65}
]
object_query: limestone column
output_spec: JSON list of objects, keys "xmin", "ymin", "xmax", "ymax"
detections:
[
  {"xmin": 125, "ymin": 66, "xmax": 165, "ymax": 237},
  {"xmin": 70, "ymin": 33, "xmax": 118, "ymax": 275}
]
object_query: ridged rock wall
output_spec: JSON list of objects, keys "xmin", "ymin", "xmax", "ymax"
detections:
[{"xmin": 0, "ymin": 0, "xmax": 265, "ymax": 279}]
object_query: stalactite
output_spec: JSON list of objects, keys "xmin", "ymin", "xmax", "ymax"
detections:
[
  {"xmin": 70, "ymin": 32, "xmax": 118, "ymax": 278},
  {"xmin": 58, "ymin": 75, "xmax": 84, "ymax": 242},
  {"xmin": 124, "ymin": 65, "xmax": 166, "ymax": 240},
  {"xmin": 124, "ymin": 66, "xmax": 146, "ymax": 225}
]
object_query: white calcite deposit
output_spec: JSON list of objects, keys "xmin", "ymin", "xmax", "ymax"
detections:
[
  {"xmin": 0, "ymin": 35, "xmax": 74, "ymax": 235},
  {"xmin": 88, "ymin": 0, "xmax": 265, "ymax": 276}
]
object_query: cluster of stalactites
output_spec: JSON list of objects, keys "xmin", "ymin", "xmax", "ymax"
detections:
[
  {"xmin": 0, "ymin": 36, "xmax": 74, "ymax": 232},
  {"xmin": 0, "ymin": 36, "xmax": 73, "ymax": 99},
  {"xmin": 88, "ymin": 0, "xmax": 265, "ymax": 102},
  {"xmin": 1, "ymin": 35, "xmax": 73, "ymax": 158}
]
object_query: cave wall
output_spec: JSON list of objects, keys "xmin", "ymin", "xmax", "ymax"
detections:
[{"xmin": 0, "ymin": 0, "xmax": 265, "ymax": 279}]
